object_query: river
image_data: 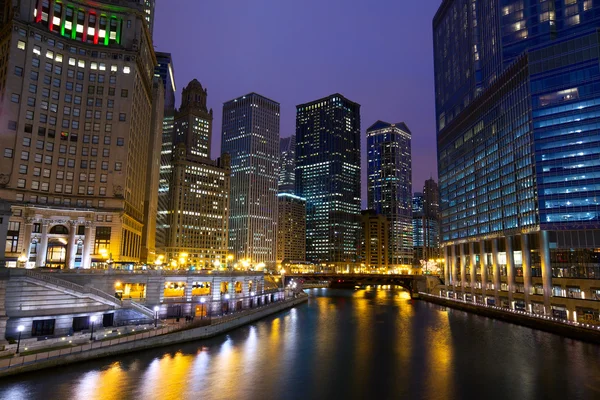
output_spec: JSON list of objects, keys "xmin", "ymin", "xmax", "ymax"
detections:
[{"xmin": 0, "ymin": 288, "xmax": 599, "ymax": 400}]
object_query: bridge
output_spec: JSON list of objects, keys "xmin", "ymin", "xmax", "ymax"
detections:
[{"xmin": 284, "ymin": 273, "xmax": 442, "ymax": 298}]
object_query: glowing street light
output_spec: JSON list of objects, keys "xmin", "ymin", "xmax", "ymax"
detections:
[
  {"xmin": 153, "ymin": 305, "xmax": 160, "ymax": 327},
  {"xmin": 89, "ymin": 316, "xmax": 97, "ymax": 341},
  {"xmin": 200, "ymin": 297, "xmax": 206, "ymax": 319},
  {"xmin": 16, "ymin": 325, "xmax": 24, "ymax": 354},
  {"xmin": 17, "ymin": 254, "xmax": 28, "ymax": 268}
]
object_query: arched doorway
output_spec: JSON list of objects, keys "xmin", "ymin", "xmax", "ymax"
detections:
[
  {"xmin": 45, "ymin": 224, "xmax": 69, "ymax": 268},
  {"xmin": 45, "ymin": 238, "xmax": 67, "ymax": 268}
]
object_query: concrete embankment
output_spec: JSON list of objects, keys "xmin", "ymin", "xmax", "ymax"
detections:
[
  {"xmin": 420, "ymin": 293, "xmax": 600, "ymax": 344},
  {"xmin": 0, "ymin": 294, "xmax": 308, "ymax": 378}
]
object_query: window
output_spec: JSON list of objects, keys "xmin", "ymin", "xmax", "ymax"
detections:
[
  {"xmin": 107, "ymin": 99, "xmax": 114, "ymax": 108},
  {"xmin": 8, "ymin": 121, "xmax": 17, "ymax": 130},
  {"xmin": 19, "ymin": 165, "xmax": 27, "ymax": 174},
  {"xmin": 29, "ymin": 84, "xmax": 37, "ymax": 94},
  {"xmin": 103, "ymin": 149, "xmax": 110, "ymax": 157},
  {"xmin": 116, "ymin": 138, "xmax": 124, "ymax": 146},
  {"xmin": 17, "ymin": 179, "xmax": 26, "ymax": 188},
  {"xmin": 94, "ymin": 227, "xmax": 111, "ymax": 254},
  {"xmin": 5, "ymin": 221, "xmax": 20, "ymax": 253},
  {"xmin": 14, "ymin": 66, "xmax": 23, "ymax": 76},
  {"xmin": 32, "ymin": 320, "xmax": 55, "ymax": 337},
  {"xmin": 4, "ymin": 148, "xmax": 13, "ymax": 158},
  {"xmin": 32, "ymin": 58, "xmax": 40, "ymax": 68},
  {"xmin": 20, "ymin": 151, "xmax": 29, "ymax": 161},
  {"xmin": 41, "ymin": 182, "xmax": 49, "ymax": 191},
  {"xmin": 115, "ymin": 162, "xmax": 122, "ymax": 171},
  {"xmin": 104, "ymin": 136, "xmax": 111, "ymax": 145},
  {"xmin": 109, "ymin": 76, "xmax": 116, "ymax": 84},
  {"xmin": 31, "ymin": 181, "xmax": 40, "ymax": 190},
  {"xmin": 11, "ymin": 94, "xmax": 20, "ymax": 103},
  {"xmin": 100, "ymin": 174, "xmax": 107, "ymax": 183},
  {"xmin": 121, "ymin": 89, "xmax": 128, "ymax": 97},
  {"xmin": 27, "ymin": 97, "xmax": 36, "ymax": 107},
  {"xmin": 99, "ymin": 187, "xmax": 106, "ymax": 196},
  {"xmin": 33, "ymin": 167, "xmax": 40, "ymax": 176},
  {"xmin": 25, "ymin": 110, "xmax": 34, "ymax": 120},
  {"xmin": 30, "ymin": 71, "xmax": 39, "ymax": 81},
  {"xmin": 106, "ymin": 112, "xmax": 113, "ymax": 120},
  {"xmin": 17, "ymin": 40, "xmax": 26, "ymax": 50}
]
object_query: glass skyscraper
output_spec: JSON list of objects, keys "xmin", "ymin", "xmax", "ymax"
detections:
[
  {"xmin": 366, "ymin": 121, "xmax": 413, "ymax": 270},
  {"xmin": 222, "ymin": 93, "xmax": 280, "ymax": 267},
  {"xmin": 434, "ymin": 0, "xmax": 600, "ymax": 321},
  {"xmin": 296, "ymin": 94, "xmax": 361, "ymax": 269},
  {"xmin": 279, "ymin": 135, "xmax": 296, "ymax": 195}
]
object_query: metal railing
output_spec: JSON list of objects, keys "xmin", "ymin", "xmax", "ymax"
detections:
[{"xmin": 126, "ymin": 300, "xmax": 155, "ymax": 318}]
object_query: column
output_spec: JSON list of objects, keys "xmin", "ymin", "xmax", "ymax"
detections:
[
  {"xmin": 66, "ymin": 221, "xmax": 78, "ymax": 269},
  {"xmin": 35, "ymin": 221, "xmax": 49, "ymax": 268},
  {"xmin": 539, "ymin": 231, "xmax": 552, "ymax": 314},
  {"xmin": 184, "ymin": 277, "xmax": 193, "ymax": 302},
  {"xmin": 505, "ymin": 236, "xmax": 515, "ymax": 307},
  {"xmin": 480, "ymin": 239, "xmax": 488, "ymax": 299},
  {"xmin": 81, "ymin": 223, "xmax": 93, "ymax": 269},
  {"xmin": 469, "ymin": 242, "xmax": 476, "ymax": 299},
  {"xmin": 443, "ymin": 246, "xmax": 450, "ymax": 286},
  {"xmin": 460, "ymin": 244, "xmax": 466, "ymax": 296},
  {"xmin": 21, "ymin": 219, "xmax": 34, "ymax": 266},
  {"xmin": 451, "ymin": 245, "xmax": 458, "ymax": 292},
  {"xmin": 521, "ymin": 234, "xmax": 532, "ymax": 310},
  {"xmin": 492, "ymin": 238, "xmax": 500, "ymax": 304}
]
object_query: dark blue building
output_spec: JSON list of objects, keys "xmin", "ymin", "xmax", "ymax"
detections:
[
  {"xmin": 434, "ymin": 0, "xmax": 600, "ymax": 322},
  {"xmin": 296, "ymin": 94, "xmax": 361, "ymax": 269}
]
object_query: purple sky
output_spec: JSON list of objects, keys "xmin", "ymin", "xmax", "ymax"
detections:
[{"xmin": 154, "ymin": 0, "xmax": 441, "ymax": 206}]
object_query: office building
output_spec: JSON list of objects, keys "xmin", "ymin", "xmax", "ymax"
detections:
[
  {"xmin": 360, "ymin": 210, "xmax": 389, "ymax": 271},
  {"xmin": 160, "ymin": 80, "xmax": 230, "ymax": 269},
  {"xmin": 413, "ymin": 179, "xmax": 440, "ymax": 266},
  {"xmin": 276, "ymin": 193, "xmax": 306, "ymax": 265},
  {"xmin": 367, "ymin": 121, "xmax": 412, "ymax": 268},
  {"xmin": 434, "ymin": 0, "xmax": 600, "ymax": 321},
  {"xmin": 279, "ymin": 135, "xmax": 296, "ymax": 195},
  {"xmin": 0, "ymin": 0, "xmax": 160, "ymax": 268},
  {"xmin": 222, "ymin": 93, "xmax": 280, "ymax": 267},
  {"xmin": 154, "ymin": 52, "xmax": 176, "ymax": 251},
  {"xmin": 296, "ymin": 94, "xmax": 361, "ymax": 270}
]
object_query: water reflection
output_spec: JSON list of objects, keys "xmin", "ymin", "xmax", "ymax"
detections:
[{"xmin": 1, "ymin": 288, "xmax": 599, "ymax": 400}]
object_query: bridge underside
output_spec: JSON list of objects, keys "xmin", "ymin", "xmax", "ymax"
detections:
[{"xmin": 287, "ymin": 274, "xmax": 429, "ymax": 297}]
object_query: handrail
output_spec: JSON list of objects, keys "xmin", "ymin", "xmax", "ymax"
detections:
[
  {"xmin": 127, "ymin": 301, "xmax": 155, "ymax": 318},
  {"xmin": 25, "ymin": 270, "xmax": 121, "ymax": 307}
]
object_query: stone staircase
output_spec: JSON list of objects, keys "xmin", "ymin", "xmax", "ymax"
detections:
[
  {"xmin": 122, "ymin": 299, "xmax": 155, "ymax": 319},
  {"xmin": 24, "ymin": 270, "xmax": 122, "ymax": 308}
]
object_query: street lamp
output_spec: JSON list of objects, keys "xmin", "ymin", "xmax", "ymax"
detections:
[
  {"xmin": 16, "ymin": 325, "xmax": 24, "ymax": 354},
  {"xmin": 18, "ymin": 255, "xmax": 28, "ymax": 269},
  {"xmin": 153, "ymin": 305, "xmax": 159, "ymax": 327},
  {"xmin": 89, "ymin": 316, "xmax": 97, "ymax": 341},
  {"xmin": 200, "ymin": 297, "xmax": 206, "ymax": 319}
]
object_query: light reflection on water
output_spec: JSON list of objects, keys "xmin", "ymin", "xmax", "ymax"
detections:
[{"xmin": 1, "ymin": 288, "xmax": 599, "ymax": 400}]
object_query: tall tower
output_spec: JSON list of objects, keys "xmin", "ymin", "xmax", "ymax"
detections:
[
  {"xmin": 434, "ymin": 0, "xmax": 600, "ymax": 316},
  {"xmin": 221, "ymin": 93, "xmax": 280, "ymax": 267},
  {"xmin": 0, "ymin": 0, "xmax": 159, "ymax": 268},
  {"xmin": 154, "ymin": 52, "xmax": 176, "ymax": 251},
  {"xmin": 367, "ymin": 121, "xmax": 412, "ymax": 269},
  {"xmin": 279, "ymin": 136, "xmax": 296, "ymax": 195},
  {"xmin": 296, "ymin": 94, "xmax": 361, "ymax": 270},
  {"xmin": 163, "ymin": 80, "xmax": 230, "ymax": 269}
]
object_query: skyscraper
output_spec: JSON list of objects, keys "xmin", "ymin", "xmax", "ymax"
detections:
[
  {"xmin": 277, "ymin": 193, "xmax": 306, "ymax": 264},
  {"xmin": 434, "ymin": 0, "xmax": 600, "ymax": 319},
  {"xmin": 296, "ymin": 94, "xmax": 361, "ymax": 270},
  {"xmin": 154, "ymin": 52, "xmax": 176, "ymax": 251},
  {"xmin": 159, "ymin": 80, "xmax": 230, "ymax": 269},
  {"xmin": 0, "ymin": 0, "xmax": 159, "ymax": 268},
  {"xmin": 360, "ymin": 210, "xmax": 389, "ymax": 271},
  {"xmin": 222, "ymin": 93, "xmax": 280, "ymax": 267},
  {"xmin": 367, "ymin": 121, "xmax": 412, "ymax": 269},
  {"xmin": 279, "ymin": 135, "xmax": 296, "ymax": 195},
  {"xmin": 412, "ymin": 180, "xmax": 440, "ymax": 267}
]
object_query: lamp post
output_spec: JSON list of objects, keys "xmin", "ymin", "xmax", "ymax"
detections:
[
  {"xmin": 18, "ymin": 255, "xmax": 28, "ymax": 269},
  {"xmin": 224, "ymin": 293, "xmax": 230, "ymax": 315},
  {"xmin": 153, "ymin": 305, "xmax": 159, "ymax": 327},
  {"xmin": 16, "ymin": 325, "xmax": 24, "ymax": 354},
  {"xmin": 89, "ymin": 316, "xmax": 97, "ymax": 341},
  {"xmin": 200, "ymin": 297, "xmax": 206, "ymax": 319}
]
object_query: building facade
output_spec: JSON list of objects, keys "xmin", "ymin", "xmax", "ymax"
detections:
[
  {"xmin": 367, "ymin": 121, "xmax": 412, "ymax": 268},
  {"xmin": 360, "ymin": 210, "xmax": 389, "ymax": 271},
  {"xmin": 279, "ymin": 135, "xmax": 296, "ymax": 195},
  {"xmin": 154, "ymin": 52, "xmax": 176, "ymax": 251},
  {"xmin": 221, "ymin": 93, "xmax": 280, "ymax": 267},
  {"xmin": 0, "ymin": 0, "xmax": 159, "ymax": 269},
  {"xmin": 412, "ymin": 179, "xmax": 440, "ymax": 266},
  {"xmin": 434, "ymin": 0, "xmax": 600, "ymax": 322},
  {"xmin": 276, "ymin": 193, "xmax": 306, "ymax": 265},
  {"xmin": 296, "ymin": 94, "xmax": 361, "ymax": 270},
  {"xmin": 160, "ymin": 80, "xmax": 230, "ymax": 269}
]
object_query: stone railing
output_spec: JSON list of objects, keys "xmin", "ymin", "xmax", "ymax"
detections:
[{"xmin": 24, "ymin": 270, "xmax": 121, "ymax": 307}]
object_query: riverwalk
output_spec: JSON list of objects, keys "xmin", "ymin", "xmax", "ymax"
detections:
[{"xmin": 0, "ymin": 293, "xmax": 308, "ymax": 378}]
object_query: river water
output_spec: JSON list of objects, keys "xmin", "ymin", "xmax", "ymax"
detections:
[{"xmin": 0, "ymin": 288, "xmax": 599, "ymax": 400}]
